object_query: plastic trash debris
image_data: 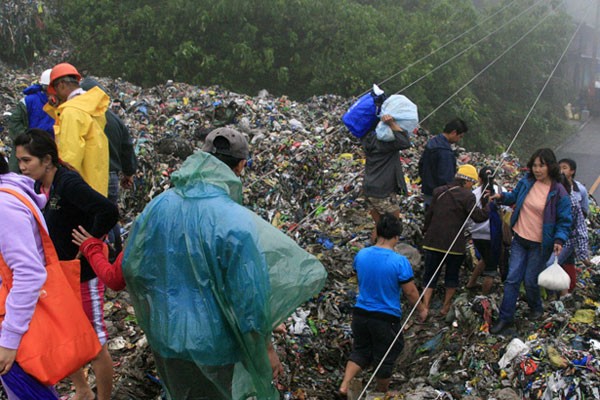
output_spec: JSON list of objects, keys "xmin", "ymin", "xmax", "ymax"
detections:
[
  {"xmin": 291, "ymin": 309, "xmax": 311, "ymax": 335},
  {"xmin": 547, "ymin": 345, "xmax": 568, "ymax": 368},
  {"xmin": 498, "ymin": 338, "xmax": 530, "ymax": 369},
  {"xmin": 571, "ymin": 309, "xmax": 596, "ymax": 324}
]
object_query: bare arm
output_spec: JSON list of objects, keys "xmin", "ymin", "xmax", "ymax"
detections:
[{"xmin": 402, "ymin": 281, "xmax": 428, "ymax": 322}]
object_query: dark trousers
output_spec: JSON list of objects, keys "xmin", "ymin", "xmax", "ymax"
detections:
[
  {"xmin": 107, "ymin": 172, "xmax": 122, "ymax": 257},
  {"xmin": 153, "ymin": 353, "xmax": 234, "ymax": 400},
  {"xmin": 422, "ymin": 250, "xmax": 464, "ymax": 289},
  {"xmin": 349, "ymin": 308, "xmax": 404, "ymax": 379}
]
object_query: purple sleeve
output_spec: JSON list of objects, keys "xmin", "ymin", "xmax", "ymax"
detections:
[{"xmin": 0, "ymin": 197, "xmax": 47, "ymax": 349}]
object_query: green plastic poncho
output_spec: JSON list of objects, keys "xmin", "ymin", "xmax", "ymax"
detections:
[{"xmin": 122, "ymin": 151, "xmax": 327, "ymax": 400}]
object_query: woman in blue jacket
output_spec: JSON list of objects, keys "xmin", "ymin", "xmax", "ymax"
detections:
[{"xmin": 490, "ymin": 148, "xmax": 571, "ymax": 334}]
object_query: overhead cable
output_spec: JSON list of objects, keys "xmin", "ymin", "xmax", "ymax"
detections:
[{"xmin": 356, "ymin": 11, "xmax": 588, "ymax": 400}]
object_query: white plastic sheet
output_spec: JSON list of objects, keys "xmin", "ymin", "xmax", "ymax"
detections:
[{"xmin": 498, "ymin": 338, "xmax": 530, "ymax": 369}]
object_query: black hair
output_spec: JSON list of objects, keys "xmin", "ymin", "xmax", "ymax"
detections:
[
  {"xmin": 527, "ymin": 148, "xmax": 561, "ymax": 182},
  {"xmin": 479, "ymin": 166, "xmax": 494, "ymax": 185},
  {"xmin": 0, "ymin": 154, "xmax": 8, "ymax": 174},
  {"xmin": 211, "ymin": 136, "xmax": 245, "ymax": 169},
  {"xmin": 376, "ymin": 213, "xmax": 403, "ymax": 239},
  {"xmin": 560, "ymin": 173, "xmax": 572, "ymax": 194},
  {"xmin": 478, "ymin": 166, "xmax": 495, "ymax": 206},
  {"xmin": 443, "ymin": 118, "xmax": 468, "ymax": 135},
  {"xmin": 14, "ymin": 129, "xmax": 60, "ymax": 167},
  {"xmin": 558, "ymin": 158, "xmax": 577, "ymax": 178}
]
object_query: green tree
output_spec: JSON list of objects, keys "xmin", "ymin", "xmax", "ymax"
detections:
[{"xmin": 40, "ymin": 0, "xmax": 577, "ymax": 157}]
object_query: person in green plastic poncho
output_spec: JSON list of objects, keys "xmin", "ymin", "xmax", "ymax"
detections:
[{"xmin": 122, "ymin": 127, "xmax": 327, "ymax": 400}]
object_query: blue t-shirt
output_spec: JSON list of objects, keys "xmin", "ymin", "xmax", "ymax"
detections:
[{"xmin": 353, "ymin": 246, "xmax": 414, "ymax": 318}]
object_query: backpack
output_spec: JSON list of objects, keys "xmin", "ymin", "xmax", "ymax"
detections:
[{"xmin": 342, "ymin": 85, "xmax": 386, "ymax": 138}]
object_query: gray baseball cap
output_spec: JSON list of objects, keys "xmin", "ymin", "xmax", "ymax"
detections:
[{"xmin": 202, "ymin": 127, "xmax": 249, "ymax": 159}]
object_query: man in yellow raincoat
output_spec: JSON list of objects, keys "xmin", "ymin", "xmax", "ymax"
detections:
[{"xmin": 44, "ymin": 63, "xmax": 109, "ymax": 196}]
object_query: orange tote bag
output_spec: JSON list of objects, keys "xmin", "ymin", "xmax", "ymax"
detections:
[{"xmin": 0, "ymin": 188, "xmax": 101, "ymax": 385}]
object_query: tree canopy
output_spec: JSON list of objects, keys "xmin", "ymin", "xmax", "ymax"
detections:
[{"xmin": 2, "ymin": 0, "xmax": 576, "ymax": 158}]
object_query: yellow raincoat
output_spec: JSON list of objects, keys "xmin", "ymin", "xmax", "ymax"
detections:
[{"xmin": 44, "ymin": 87, "xmax": 109, "ymax": 196}]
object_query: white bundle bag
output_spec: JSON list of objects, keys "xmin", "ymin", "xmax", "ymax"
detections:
[
  {"xmin": 375, "ymin": 94, "xmax": 419, "ymax": 141},
  {"xmin": 538, "ymin": 258, "xmax": 570, "ymax": 290}
]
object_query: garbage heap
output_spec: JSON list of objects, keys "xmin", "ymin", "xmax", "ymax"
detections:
[{"xmin": 1, "ymin": 64, "xmax": 599, "ymax": 400}]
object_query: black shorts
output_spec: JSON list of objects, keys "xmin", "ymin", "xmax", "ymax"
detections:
[
  {"xmin": 349, "ymin": 308, "xmax": 404, "ymax": 379},
  {"xmin": 422, "ymin": 250, "xmax": 464, "ymax": 289}
]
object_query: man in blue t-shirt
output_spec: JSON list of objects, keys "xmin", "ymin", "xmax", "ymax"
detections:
[{"xmin": 339, "ymin": 213, "xmax": 428, "ymax": 396}]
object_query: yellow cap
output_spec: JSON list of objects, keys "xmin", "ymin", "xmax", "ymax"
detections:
[{"xmin": 456, "ymin": 164, "xmax": 478, "ymax": 182}]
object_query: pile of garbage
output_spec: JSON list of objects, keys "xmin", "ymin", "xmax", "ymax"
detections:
[{"xmin": 1, "ymin": 63, "xmax": 599, "ymax": 400}]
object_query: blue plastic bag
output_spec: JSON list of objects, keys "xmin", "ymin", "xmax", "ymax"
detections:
[
  {"xmin": 342, "ymin": 85, "xmax": 385, "ymax": 138},
  {"xmin": 375, "ymin": 95, "xmax": 419, "ymax": 141},
  {"xmin": 1, "ymin": 362, "xmax": 58, "ymax": 400}
]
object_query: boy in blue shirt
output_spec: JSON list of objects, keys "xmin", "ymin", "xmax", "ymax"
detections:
[{"xmin": 339, "ymin": 213, "xmax": 428, "ymax": 396}]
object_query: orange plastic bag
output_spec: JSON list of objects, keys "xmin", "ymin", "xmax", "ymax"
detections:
[{"xmin": 0, "ymin": 188, "xmax": 101, "ymax": 385}]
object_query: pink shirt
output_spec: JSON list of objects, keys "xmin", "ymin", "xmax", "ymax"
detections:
[{"xmin": 513, "ymin": 181, "xmax": 550, "ymax": 243}]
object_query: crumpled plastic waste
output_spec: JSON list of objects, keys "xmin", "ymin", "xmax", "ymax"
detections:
[
  {"xmin": 571, "ymin": 309, "xmax": 596, "ymax": 324},
  {"xmin": 547, "ymin": 345, "xmax": 568, "ymax": 369},
  {"xmin": 416, "ymin": 328, "xmax": 447, "ymax": 354},
  {"xmin": 1, "ymin": 49, "xmax": 600, "ymax": 399},
  {"xmin": 290, "ymin": 309, "xmax": 312, "ymax": 335},
  {"xmin": 520, "ymin": 358, "xmax": 538, "ymax": 375},
  {"xmin": 498, "ymin": 338, "xmax": 530, "ymax": 369}
]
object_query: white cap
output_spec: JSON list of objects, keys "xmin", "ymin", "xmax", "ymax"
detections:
[
  {"xmin": 372, "ymin": 83, "xmax": 384, "ymax": 96},
  {"xmin": 39, "ymin": 69, "xmax": 52, "ymax": 86}
]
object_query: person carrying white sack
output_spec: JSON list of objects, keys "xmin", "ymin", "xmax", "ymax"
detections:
[
  {"xmin": 374, "ymin": 95, "xmax": 418, "ymax": 142},
  {"xmin": 489, "ymin": 148, "xmax": 572, "ymax": 335}
]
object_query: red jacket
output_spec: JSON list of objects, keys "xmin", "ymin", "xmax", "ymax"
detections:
[{"xmin": 80, "ymin": 238, "xmax": 126, "ymax": 291}]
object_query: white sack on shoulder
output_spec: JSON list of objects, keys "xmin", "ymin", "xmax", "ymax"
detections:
[{"xmin": 375, "ymin": 95, "xmax": 418, "ymax": 141}]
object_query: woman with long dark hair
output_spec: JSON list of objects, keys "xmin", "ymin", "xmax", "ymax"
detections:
[
  {"xmin": 14, "ymin": 129, "xmax": 118, "ymax": 400},
  {"xmin": 490, "ymin": 148, "xmax": 572, "ymax": 334}
]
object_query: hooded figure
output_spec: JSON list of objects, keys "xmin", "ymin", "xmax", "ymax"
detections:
[
  {"xmin": 7, "ymin": 69, "xmax": 55, "ymax": 172},
  {"xmin": 123, "ymin": 149, "xmax": 327, "ymax": 399},
  {"xmin": 44, "ymin": 63, "xmax": 110, "ymax": 196},
  {"xmin": 44, "ymin": 86, "xmax": 109, "ymax": 196}
]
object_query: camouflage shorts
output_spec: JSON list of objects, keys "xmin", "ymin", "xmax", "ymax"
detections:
[{"xmin": 366, "ymin": 193, "xmax": 400, "ymax": 215}]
